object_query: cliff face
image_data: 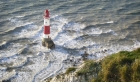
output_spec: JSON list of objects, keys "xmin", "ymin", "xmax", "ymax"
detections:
[
  {"xmin": 47, "ymin": 72, "xmax": 94, "ymax": 82},
  {"xmin": 46, "ymin": 60, "xmax": 99, "ymax": 82}
]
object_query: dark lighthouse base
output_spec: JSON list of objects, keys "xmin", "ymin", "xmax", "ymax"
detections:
[{"xmin": 42, "ymin": 37, "xmax": 55, "ymax": 49}]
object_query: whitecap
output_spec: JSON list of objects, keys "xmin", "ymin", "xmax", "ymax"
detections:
[{"xmin": 106, "ymin": 21, "xmax": 114, "ymax": 24}]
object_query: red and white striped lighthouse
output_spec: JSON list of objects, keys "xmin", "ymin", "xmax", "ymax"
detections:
[
  {"xmin": 43, "ymin": 9, "xmax": 50, "ymax": 38},
  {"xmin": 42, "ymin": 9, "xmax": 55, "ymax": 49}
]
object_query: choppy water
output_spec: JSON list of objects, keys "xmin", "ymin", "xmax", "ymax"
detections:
[{"xmin": 0, "ymin": 0, "xmax": 140, "ymax": 82}]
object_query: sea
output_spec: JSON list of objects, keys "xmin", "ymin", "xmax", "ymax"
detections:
[{"xmin": 0, "ymin": 0, "xmax": 140, "ymax": 82}]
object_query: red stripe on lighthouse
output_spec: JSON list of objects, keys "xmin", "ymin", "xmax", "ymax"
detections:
[{"xmin": 44, "ymin": 26, "xmax": 50, "ymax": 34}]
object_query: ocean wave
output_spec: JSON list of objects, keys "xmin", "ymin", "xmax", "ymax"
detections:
[
  {"xmin": 127, "ymin": 10, "xmax": 140, "ymax": 15},
  {"xmin": 0, "ymin": 70, "xmax": 16, "ymax": 82}
]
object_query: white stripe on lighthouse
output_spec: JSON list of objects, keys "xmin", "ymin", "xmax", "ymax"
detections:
[
  {"xmin": 44, "ymin": 18, "xmax": 50, "ymax": 26},
  {"xmin": 43, "ymin": 34, "xmax": 49, "ymax": 38}
]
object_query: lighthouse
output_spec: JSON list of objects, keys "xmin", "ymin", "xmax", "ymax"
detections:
[{"xmin": 42, "ymin": 9, "xmax": 55, "ymax": 49}]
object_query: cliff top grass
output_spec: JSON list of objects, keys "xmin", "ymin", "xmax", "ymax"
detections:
[
  {"xmin": 93, "ymin": 47, "xmax": 140, "ymax": 82},
  {"xmin": 76, "ymin": 60, "xmax": 100, "ymax": 77},
  {"xmin": 65, "ymin": 67, "xmax": 76, "ymax": 74},
  {"xmin": 75, "ymin": 48, "xmax": 140, "ymax": 82}
]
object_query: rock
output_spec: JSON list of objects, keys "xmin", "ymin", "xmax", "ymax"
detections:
[
  {"xmin": 45, "ymin": 63, "xmax": 94, "ymax": 82},
  {"xmin": 42, "ymin": 38, "xmax": 55, "ymax": 49},
  {"xmin": 81, "ymin": 51, "xmax": 89, "ymax": 60}
]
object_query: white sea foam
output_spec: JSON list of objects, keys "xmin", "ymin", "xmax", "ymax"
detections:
[
  {"xmin": 0, "ymin": 43, "xmax": 23, "ymax": 58},
  {"xmin": 0, "ymin": 70, "xmax": 16, "ymax": 82},
  {"xmin": 103, "ymin": 29, "xmax": 118, "ymax": 35},
  {"xmin": 15, "ymin": 16, "xmax": 25, "ymax": 18},
  {"xmin": 106, "ymin": 21, "xmax": 114, "ymax": 24},
  {"xmin": 85, "ymin": 28, "xmax": 102, "ymax": 36}
]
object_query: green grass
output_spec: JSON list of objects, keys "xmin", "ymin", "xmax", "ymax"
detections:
[
  {"xmin": 46, "ymin": 77, "xmax": 52, "ymax": 82},
  {"xmin": 93, "ymin": 47, "xmax": 140, "ymax": 82},
  {"xmin": 65, "ymin": 67, "xmax": 76, "ymax": 74},
  {"xmin": 76, "ymin": 60, "xmax": 100, "ymax": 76}
]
